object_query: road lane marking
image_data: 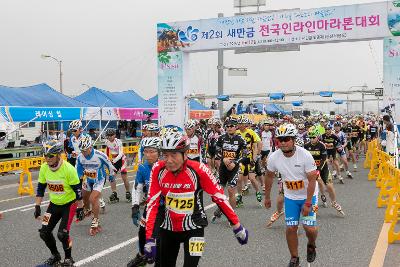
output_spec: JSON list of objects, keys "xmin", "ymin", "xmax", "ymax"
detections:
[
  {"xmin": 19, "ymin": 181, "xmax": 134, "ymax": 212},
  {"xmin": 74, "ymin": 203, "xmax": 217, "ymax": 266},
  {"xmin": 0, "ymin": 180, "xmax": 134, "ymax": 214},
  {"xmin": 369, "ymin": 222, "xmax": 391, "ymax": 267},
  {"xmin": 0, "ymin": 200, "xmax": 50, "ymax": 213},
  {"xmin": 0, "ymin": 175, "xmax": 135, "ymax": 203}
]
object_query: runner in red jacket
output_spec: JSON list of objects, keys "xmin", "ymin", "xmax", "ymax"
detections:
[{"xmin": 144, "ymin": 128, "xmax": 248, "ymax": 267}]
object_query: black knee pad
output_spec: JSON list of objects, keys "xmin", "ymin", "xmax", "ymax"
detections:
[
  {"xmin": 57, "ymin": 230, "xmax": 69, "ymax": 243},
  {"xmin": 39, "ymin": 228, "xmax": 52, "ymax": 241}
]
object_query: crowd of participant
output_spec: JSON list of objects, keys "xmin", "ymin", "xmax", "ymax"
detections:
[{"xmin": 27, "ymin": 112, "xmax": 389, "ymax": 266}]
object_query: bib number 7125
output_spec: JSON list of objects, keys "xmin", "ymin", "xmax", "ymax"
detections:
[{"xmin": 165, "ymin": 192, "xmax": 195, "ymax": 214}]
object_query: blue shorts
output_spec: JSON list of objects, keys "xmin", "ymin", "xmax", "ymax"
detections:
[{"xmin": 284, "ymin": 195, "xmax": 317, "ymax": 227}]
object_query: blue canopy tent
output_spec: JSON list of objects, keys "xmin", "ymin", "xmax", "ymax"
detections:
[
  {"xmin": 253, "ymin": 103, "xmax": 290, "ymax": 115},
  {"xmin": 74, "ymin": 87, "xmax": 158, "ymax": 135},
  {"xmin": 0, "ymin": 83, "xmax": 94, "ymax": 122},
  {"xmin": 75, "ymin": 87, "xmax": 156, "ymax": 108},
  {"xmin": 148, "ymin": 95, "xmax": 210, "ymax": 110}
]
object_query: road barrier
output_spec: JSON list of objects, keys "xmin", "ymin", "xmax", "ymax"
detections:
[
  {"xmin": 366, "ymin": 139, "xmax": 400, "ymax": 243},
  {"xmin": 0, "ymin": 145, "xmax": 140, "ymax": 196}
]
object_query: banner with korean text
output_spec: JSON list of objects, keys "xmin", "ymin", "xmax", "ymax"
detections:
[
  {"xmin": 383, "ymin": 37, "xmax": 400, "ymax": 124},
  {"xmin": 157, "ymin": 1, "xmax": 400, "ymax": 53}
]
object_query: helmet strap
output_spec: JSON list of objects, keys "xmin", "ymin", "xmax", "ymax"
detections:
[{"xmin": 49, "ymin": 157, "xmax": 63, "ymax": 171}]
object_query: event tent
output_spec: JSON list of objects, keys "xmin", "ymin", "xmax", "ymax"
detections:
[
  {"xmin": 75, "ymin": 87, "xmax": 156, "ymax": 108},
  {"xmin": 0, "ymin": 83, "xmax": 97, "ymax": 122}
]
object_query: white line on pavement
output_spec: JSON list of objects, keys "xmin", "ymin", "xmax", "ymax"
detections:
[
  {"xmin": 19, "ymin": 181, "xmax": 134, "ymax": 212},
  {"xmin": 0, "ymin": 200, "xmax": 50, "ymax": 213},
  {"xmin": 74, "ymin": 203, "xmax": 217, "ymax": 266},
  {"xmin": 0, "ymin": 195, "xmax": 32, "ymax": 203}
]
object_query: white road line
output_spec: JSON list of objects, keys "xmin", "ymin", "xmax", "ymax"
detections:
[
  {"xmin": 19, "ymin": 181, "xmax": 135, "ymax": 212},
  {"xmin": 0, "ymin": 200, "xmax": 50, "ymax": 213},
  {"xmin": 0, "ymin": 195, "xmax": 32, "ymax": 203},
  {"xmin": 74, "ymin": 203, "xmax": 217, "ymax": 266},
  {"xmin": 0, "ymin": 176, "xmax": 134, "ymax": 206}
]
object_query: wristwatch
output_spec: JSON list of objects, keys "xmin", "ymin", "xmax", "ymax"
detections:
[{"xmin": 304, "ymin": 201, "xmax": 312, "ymax": 207}]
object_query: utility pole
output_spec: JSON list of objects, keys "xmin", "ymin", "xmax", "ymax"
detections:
[{"xmin": 217, "ymin": 13, "xmax": 224, "ymax": 117}]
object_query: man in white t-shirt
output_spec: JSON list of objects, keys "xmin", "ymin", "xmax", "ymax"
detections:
[{"xmin": 264, "ymin": 124, "xmax": 319, "ymax": 267}]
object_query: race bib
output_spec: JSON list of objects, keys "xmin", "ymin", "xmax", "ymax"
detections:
[
  {"xmin": 187, "ymin": 148, "xmax": 199, "ymax": 155},
  {"xmin": 314, "ymin": 159, "xmax": 321, "ymax": 167},
  {"xmin": 189, "ymin": 237, "xmax": 205, "ymax": 256},
  {"xmin": 325, "ymin": 143, "xmax": 334, "ymax": 149},
  {"xmin": 285, "ymin": 180, "xmax": 304, "ymax": 190},
  {"xmin": 165, "ymin": 192, "xmax": 195, "ymax": 214},
  {"xmin": 223, "ymin": 151, "xmax": 236, "ymax": 159},
  {"xmin": 47, "ymin": 181, "xmax": 65, "ymax": 194},
  {"xmin": 84, "ymin": 169, "xmax": 97, "ymax": 180},
  {"xmin": 42, "ymin": 212, "xmax": 52, "ymax": 226}
]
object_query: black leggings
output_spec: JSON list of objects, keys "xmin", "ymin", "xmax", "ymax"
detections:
[
  {"xmin": 159, "ymin": 228, "xmax": 205, "ymax": 267},
  {"xmin": 39, "ymin": 201, "xmax": 77, "ymax": 258}
]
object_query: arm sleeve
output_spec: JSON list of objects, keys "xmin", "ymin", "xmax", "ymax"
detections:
[
  {"xmin": 70, "ymin": 184, "xmax": 82, "ymax": 200},
  {"xmin": 198, "ymin": 163, "xmax": 240, "ymax": 226},
  {"xmin": 132, "ymin": 165, "xmax": 145, "ymax": 206},
  {"xmin": 76, "ymin": 156, "xmax": 84, "ymax": 178},
  {"xmin": 145, "ymin": 163, "xmax": 162, "ymax": 240},
  {"xmin": 36, "ymin": 182, "xmax": 47, "ymax": 197},
  {"xmin": 266, "ymin": 153, "xmax": 277, "ymax": 172},
  {"xmin": 113, "ymin": 139, "xmax": 124, "ymax": 162},
  {"xmin": 304, "ymin": 150, "xmax": 317, "ymax": 173}
]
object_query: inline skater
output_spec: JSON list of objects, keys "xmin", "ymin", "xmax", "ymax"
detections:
[
  {"xmin": 321, "ymin": 125, "xmax": 343, "ymax": 183},
  {"xmin": 333, "ymin": 122, "xmax": 353, "ymax": 179},
  {"xmin": 34, "ymin": 140, "xmax": 84, "ymax": 267},
  {"xmin": 144, "ymin": 129, "xmax": 248, "ymax": 266},
  {"xmin": 66, "ymin": 120, "xmax": 84, "ymax": 167},
  {"xmin": 264, "ymin": 124, "xmax": 319, "ymax": 267},
  {"xmin": 185, "ymin": 119, "xmax": 204, "ymax": 162},
  {"xmin": 304, "ymin": 127, "xmax": 345, "ymax": 215},
  {"xmin": 105, "ymin": 128, "xmax": 131, "ymax": 203},
  {"xmin": 128, "ymin": 137, "xmax": 163, "ymax": 267},
  {"xmin": 211, "ymin": 117, "xmax": 247, "ymax": 222},
  {"xmin": 236, "ymin": 116, "xmax": 262, "ymax": 207},
  {"xmin": 76, "ymin": 136, "xmax": 115, "ymax": 236}
]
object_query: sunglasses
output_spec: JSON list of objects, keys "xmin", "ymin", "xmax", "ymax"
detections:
[
  {"xmin": 226, "ymin": 125, "xmax": 236, "ymax": 128},
  {"xmin": 277, "ymin": 137, "xmax": 292, "ymax": 143},
  {"xmin": 44, "ymin": 153, "xmax": 58, "ymax": 159},
  {"xmin": 71, "ymin": 129, "xmax": 78, "ymax": 133}
]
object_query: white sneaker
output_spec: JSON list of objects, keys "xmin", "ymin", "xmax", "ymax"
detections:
[
  {"xmin": 99, "ymin": 198, "xmax": 106, "ymax": 208},
  {"xmin": 332, "ymin": 170, "xmax": 337, "ymax": 176},
  {"xmin": 353, "ymin": 164, "xmax": 357, "ymax": 170}
]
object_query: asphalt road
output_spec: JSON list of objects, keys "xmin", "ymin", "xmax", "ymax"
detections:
[{"xmin": 0, "ymin": 160, "xmax": 399, "ymax": 267}]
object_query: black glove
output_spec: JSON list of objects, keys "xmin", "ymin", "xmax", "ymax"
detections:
[
  {"xmin": 76, "ymin": 207, "xmax": 84, "ymax": 221},
  {"xmin": 34, "ymin": 205, "xmax": 41, "ymax": 219},
  {"xmin": 132, "ymin": 205, "xmax": 140, "ymax": 227}
]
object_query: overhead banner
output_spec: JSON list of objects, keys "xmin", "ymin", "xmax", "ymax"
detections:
[
  {"xmin": 383, "ymin": 36, "xmax": 400, "ymax": 123},
  {"xmin": 157, "ymin": 51, "xmax": 188, "ymax": 128},
  {"xmin": 101, "ymin": 107, "xmax": 159, "ymax": 121},
  {"xmin": 1, "ymin": 107, "xmax": 82, "ymax": 122},
  {"xmin": 157, "ymin": 1, "xmax": 400, "ymax": 53},
  {"xmin": 190, "ymin": 110, "xmax": 220, "ymax": 120}
]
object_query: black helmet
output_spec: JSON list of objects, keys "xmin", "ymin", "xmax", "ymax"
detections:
[{"xmin": 105, "ymin": 128, "xmax": 116, "ymax": 136}]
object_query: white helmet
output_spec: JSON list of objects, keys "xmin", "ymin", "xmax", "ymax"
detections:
[
  {"xmin": 69, "ymin": 120, "xmax": 82, "ymax": 130},
  {"xmin": 275, "ymin": 124, "xmax": 298, "ymax": 138},
  {"xmin": 295, "ymin": 137, "xmax": 304, "ymax": 147},
  {"xmin": 298, "ymin": 123, "xmax": 305, "ymax": 130},
  {"xmin": 78, "ymin": 135, "xmax": 93, "ymax": 150},
  {"xmin": 161, "ymin": 129, "xmax": 189, "ymax": 152},
  {"xmin": 141, "ymin": 137, "xmax": 161, "ymax": 149},
  {"xmin": 184, "ymin": 119, "xmax": 197, "ymax": 129}
]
